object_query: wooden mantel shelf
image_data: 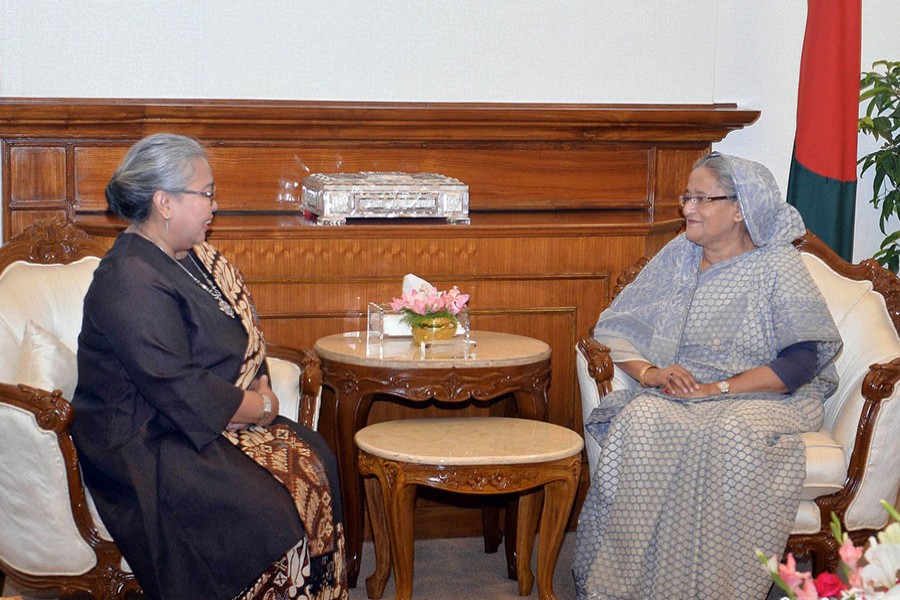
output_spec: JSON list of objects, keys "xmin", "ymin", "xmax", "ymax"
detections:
[
  {"xmin": 0, "ymin": 98, "xmax": 758, "ymax": 142},
  {"xmin": 75, "ymin": 209, "xmax": 685, "ymax": 240}
]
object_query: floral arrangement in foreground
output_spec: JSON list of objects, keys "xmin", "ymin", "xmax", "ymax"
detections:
[
  {"xmin": 757, "ymin": 500, "xmax": 900, "ymax": 599},
  {"xmin": 390, "ymin": 284, "xmax": 470, "ymax": 328}
]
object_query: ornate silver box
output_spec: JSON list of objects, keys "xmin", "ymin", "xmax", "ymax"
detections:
[{"xmin": 301, "ymin": 172, "xmax": 469, "ymax": 225}]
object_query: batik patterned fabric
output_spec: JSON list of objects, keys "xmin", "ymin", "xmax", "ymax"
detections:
[
  {"xmin": 234, "ymin": 529, "xmax": 347, "ymax": 600},
  {"xmin": 205, "ymin": 244, "xmax": 348, "ymax": 599},
  {"xmin": 194, "ymin": 241, "xmax": 265, "ymax": 390},
  {"xmin": 224, "ymin": 424, "xmax": 338, "ymax": 558},
  {"xmin": 573, "ymin": 154, "xmax": 842, "ymax": 599}
]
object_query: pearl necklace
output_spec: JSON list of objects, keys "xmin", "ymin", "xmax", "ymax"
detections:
[{"xmin": 136, "ymin": 231, "xmax": 236, "ymax": 319}]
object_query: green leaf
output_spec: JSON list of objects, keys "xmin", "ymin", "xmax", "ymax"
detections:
[
  {"xmin": 830, "ymin": 511, "xmax": 846, "ymax": 544},
  {"xmin": 860, "ymin": 58, "xmax": 900, "ymax": 271},
  {"xmin": 881, "ymin": 499, "xmax": 900, "ymax": 522}
]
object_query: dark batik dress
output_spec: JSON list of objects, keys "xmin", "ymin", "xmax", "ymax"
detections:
[{"xmin": 72, "ymin": 233, "xmax": 347, "ymax": 600}]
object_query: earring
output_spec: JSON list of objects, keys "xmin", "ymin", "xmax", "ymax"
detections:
[{"xmin": 165, "ymin": 217, "xmax": 170, "ymax": 234}]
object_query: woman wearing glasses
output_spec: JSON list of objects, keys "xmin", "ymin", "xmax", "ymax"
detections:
[
  {"xmin": 574, "ymin": 152, "xmax": 842, "ymax": 599},
  {"xmin": 71, "ymin": 134, "xmax": 347, "ymax": 600}
]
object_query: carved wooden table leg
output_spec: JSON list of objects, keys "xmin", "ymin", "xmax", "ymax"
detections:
[
  {"xmin": 515, "ymin": 487, "xmax": 542, "ymax": 595},
  {"xmin": 361, "ymin": 471, "xmax": 391, "ymax": 600},
  {"xmin": 535, "ymin": 463, "xmax": 581, "ymax": 600}
]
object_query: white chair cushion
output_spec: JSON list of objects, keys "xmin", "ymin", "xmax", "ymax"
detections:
[
  {"xmin": 269, "ymin": 355, "xmax": 321, "ymax": 430},
  {"xmin": 268, "ymin": 356, "xmax": 302, "ymax": 422},
  {"xmin": 802, "ymin": 253, "xmax": 900, "ymax": 531},
  {"xmin": 18, "ymin": 320, "xmax": 78, "ymax": 398},
  {"xmin": 799, "ymin": 431, "xmax": 845, "ymax": 500},
  {"xmin": 800, "ymin": 254, "xmax": 871, "ymax": 327},
  {"xmin": 0, "ymin": 403, "xmax": 96, "ymax": 575},
  {"xmin": 792, "ymin": 500, "xmax": 822, "ymax": 535},
  {"xmin": 577, "ymin": 351, "xmax": 636, "ymax": 478},
  {"xmin": 0, "ymin": 257, "xmax": 100, "ymax": 383}
]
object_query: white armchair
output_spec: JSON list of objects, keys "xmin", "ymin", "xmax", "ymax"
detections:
[
  {"xmin": 0, "ymin": 218, "xmax": 322, "ymax": 599},
  {"xmin": 576, "ymin": 232, "xmax": 900, "ymax": 574}
]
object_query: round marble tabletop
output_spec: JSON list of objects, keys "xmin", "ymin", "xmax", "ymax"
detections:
[
  {"xmin": 314, "ymin": 330, "xmax": 551, "ymax": 369},
  {"xmin": 355, "ymin": 417, "xmax": 584, "ymax": 465}
]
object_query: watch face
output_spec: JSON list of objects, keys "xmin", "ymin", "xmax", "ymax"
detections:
[{"xmin": 717, "ymin": 381, "xmax": 730, "ymax": 394}]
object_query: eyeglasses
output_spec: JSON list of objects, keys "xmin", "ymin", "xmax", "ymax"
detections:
[
  {"xmin": 169, "ymin": 185, "xmax": 216, "ymax": 204},
  {"xmin": 678, "ymin": 194, "xmax": 737, "ymax": 208}
]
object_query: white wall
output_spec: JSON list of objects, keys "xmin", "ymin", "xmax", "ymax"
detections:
[{"xmin": 1, "ymin": 0, "xmax": 898, "ymax": 262}]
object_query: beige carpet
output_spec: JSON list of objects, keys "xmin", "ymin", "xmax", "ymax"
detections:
[
  {"xmin": 3, "ymin": 534, "xmax": 576, "ymax": 600},
  {"xmin": 349, "ymin": 533, "xmax": 577, "ymax": 600}
]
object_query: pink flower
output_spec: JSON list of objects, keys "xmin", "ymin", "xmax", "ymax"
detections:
[
  {"xmin": 778, "ymin": 553, "xmax": 807, "ymax": 591},
  {"xmin": 444, "ymin": 286, "xmax": 470, "ymax": 315},
  {"xmin": 390, "ymin": 285, "xmax": 469, "ymax": 318},
  {"xmin": 796, "ymin": 576, "xmax": 820, "ymax": 600},
  {"xmin": 839, "ymin": 537, "xmax": 864, "ymax": 588}
]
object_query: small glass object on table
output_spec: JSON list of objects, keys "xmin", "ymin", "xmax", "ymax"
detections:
[{"xmin": 366, "ymin": 302, "xmax": 474, "ymax": 358}]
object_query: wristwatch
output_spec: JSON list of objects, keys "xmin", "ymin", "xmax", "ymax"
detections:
[
  {"xmin": 258, "ymin": 393, "xmax": 274, "ymax": 425},
  {"xmin": 716, "ymin": 380, "xmax": 731, "ymax": 395}
]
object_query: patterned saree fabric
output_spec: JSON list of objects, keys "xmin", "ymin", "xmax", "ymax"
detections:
[
  {"xmin": 199, "ymin": 242, "xmax": 348, "ymax": 600},
  {"xmin": 574, "ymin": 154, "xmax": 842, "ymax": 599}
]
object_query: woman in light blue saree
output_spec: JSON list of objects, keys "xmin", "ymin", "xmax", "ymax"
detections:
[{"xmin": 574, "ymin": 153, "xmax": 842, "ymax": 599}]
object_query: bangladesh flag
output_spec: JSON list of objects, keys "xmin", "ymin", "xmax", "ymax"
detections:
[{"xmin": 786, "ymin": 0, "xmax": 861, "ymax": 261}]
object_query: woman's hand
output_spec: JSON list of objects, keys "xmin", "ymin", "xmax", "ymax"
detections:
[
  {"xmin": 663, "ymin": 381, "xmax": 719, "ymax": 399},
  {"xmin": 228, "ymin": 375, "xmax": 280, "ymax": 429},
  {"xmin": 644, "ymin": 364, "xmax": 701, "ymax": 395}
]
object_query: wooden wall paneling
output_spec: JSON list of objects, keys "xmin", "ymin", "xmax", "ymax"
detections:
[
  {"xmin": 4, "ymin": 145, "xmax": 69, "ymax": 238},
  {"xmin": 653, "ymin": 145, "xmax": 710, "ymax": 212},
  {"xmin": 10, "ymin": 145, "xmax": 67, "ymax": 207},
  {"xmin": 72, "ymin": 143, "xmax": 655, "ymax": 213}
]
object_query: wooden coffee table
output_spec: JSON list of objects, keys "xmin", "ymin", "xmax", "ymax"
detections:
[
  {"xmin": 314, "ymin": 330, "xmax": 552, "ymax": 586},
  {"xmin": 356, "ymin": 417, "xmax": 583, "ymax": 600}
]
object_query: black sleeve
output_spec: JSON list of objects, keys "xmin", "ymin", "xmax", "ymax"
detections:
[
  {"xmin": 768, "ymin": 341, "xmax": 818, "ymax": 394},
  {"xmin": 89, "ymin": 257, "xmax": 243, "ymax": 449}
]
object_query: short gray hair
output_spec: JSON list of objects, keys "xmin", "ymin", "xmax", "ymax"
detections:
[
  {"xmin": 105, "ymin": 133, "xmax": 208, "ymax": 223},
  {"xmin": 693, "ymin": 152, "xmax": 737, "ymax": 198}
]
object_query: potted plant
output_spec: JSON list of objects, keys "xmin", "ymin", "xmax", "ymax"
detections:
[{"xmin": 859, "ymin": 59, "xmax": 900, "ymax": 271}]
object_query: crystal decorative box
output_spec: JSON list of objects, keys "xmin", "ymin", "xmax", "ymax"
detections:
[{"xmin": 301, "ymin": 172, "xmax": 469, "ymax": 225}]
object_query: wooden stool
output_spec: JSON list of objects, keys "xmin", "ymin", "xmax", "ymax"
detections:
[{"xmin": 356, "ymin": 417, "xmax": 583, "ymax": 600}]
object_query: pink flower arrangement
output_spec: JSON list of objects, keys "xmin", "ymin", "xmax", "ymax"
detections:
[
  {"xmin": 758, "ymin": 500, "xmax": 900, "ymax": 600},
  {"xmin": 390, "ymin": 284, "xmax": 470, "ymax": 328}
]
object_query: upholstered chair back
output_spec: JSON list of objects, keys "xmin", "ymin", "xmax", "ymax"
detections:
[
  {"xmin": 798, "ymin": 253, "xmax": 900, "ymax": 532},
  {"xmin": 0, "ymin": 257, "xmax": 99, "ymax": 389}
]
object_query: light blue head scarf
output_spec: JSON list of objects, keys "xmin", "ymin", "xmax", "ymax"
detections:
[{"xmin": 711, "ymin": 151, "xmax": 807, "ymax": 248}]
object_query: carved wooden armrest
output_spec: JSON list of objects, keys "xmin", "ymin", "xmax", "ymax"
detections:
[
  {"xmin": 577, "ymin": 337, "xmax": 615, "ymax": 396},
  {"xmin": 266, "ymin": 343, "xmax": 323, "ymax": 430},
  {"xmin": 816, "ymin": 356, "xmax": 900, "ymax": 531},
  {"xmin": 0, "ymin": 383, "xmax": 141, "ymax": 598}
]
